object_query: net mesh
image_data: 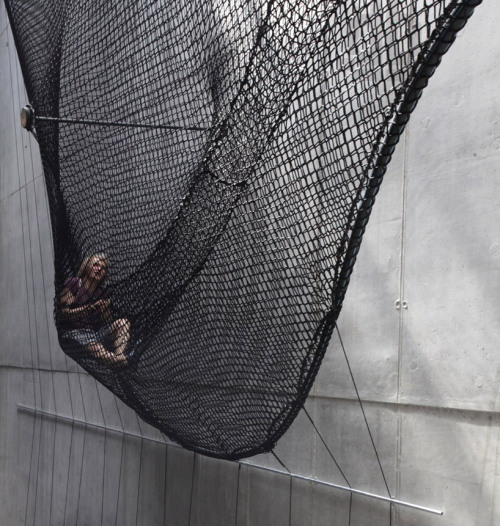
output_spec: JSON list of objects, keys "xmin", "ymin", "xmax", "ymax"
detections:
[{"xmin": 6, "ymin": 0, "xmax": 481, "ymax": 459}]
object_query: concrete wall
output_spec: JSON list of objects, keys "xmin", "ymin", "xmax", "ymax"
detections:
[{"xmin": 1, "ymin": 2, "xmax": 499, "ymax": 525}]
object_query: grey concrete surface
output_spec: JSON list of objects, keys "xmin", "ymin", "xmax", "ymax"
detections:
[{"xmin": 1, "ymin": 1, "xmax": 500, "ymax": 525}]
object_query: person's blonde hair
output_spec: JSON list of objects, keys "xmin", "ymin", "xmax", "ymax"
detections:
[{"xmin": 76, "ymin": 253, "xmax": 109, "ymax": 279}]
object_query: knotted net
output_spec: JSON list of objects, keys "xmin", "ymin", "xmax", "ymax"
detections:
[{"xmin": 5, "ymin": 0, "xmax": 481, "ymax": 459}]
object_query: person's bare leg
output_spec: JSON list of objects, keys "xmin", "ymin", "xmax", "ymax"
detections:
[
  {"xmin": 111, "ymin": 318, "xmax": 131, "ymax": 358},
  {"xmin": 87, "ymin": 342, "xmax": 128, "ymax": 367}
]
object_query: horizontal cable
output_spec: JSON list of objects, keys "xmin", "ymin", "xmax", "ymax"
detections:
[
  {"xmin": 17, "ymin": 404, "xmax": 443, "ymax": 516},
  {"xmin": 35, "ymin": 115, "xmax": 208, "ymax": 132}
]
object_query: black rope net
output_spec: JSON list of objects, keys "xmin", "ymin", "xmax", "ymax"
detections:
[{"xmin": 6, "ymin": 0, "xmax": 481, "ymax": 459}]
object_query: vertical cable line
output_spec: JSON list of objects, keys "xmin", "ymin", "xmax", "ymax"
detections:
[
  {"xmin": 94, "ymin": 381, "xmax": 108, "ymax": 526},
  {"xmin": 8, "ymin": 27, "xmax": 39, "ymax": 524},
  {"xmin": 23, "ymin": 126, "xmax": 44, "ymax": 526},
  {"xmin": 271, "ymin": 451, "xmax": 294, "ymax": 526},
  {"xmin": 113, "ymin": 396, "xmax": 127, "ymax": 526},
  {"xmin": 163, "ymin": 432, "xmax": 169, "ymax": 526},
  {"xmin": 233, "ymin": 463, "xmax": 242, "ymax": 526},
  {"xmin": 335, "ymin": 324, "xmax": 391, "ymax": 497},
  {"xmin": 348, "ymin": 493, "xmax": 353, "ymax": 526},
  {"xmin": 394, "ymin": 124, "xmax": 410, "ymax": 526},
  {"xmin": 188, "ymin": 453, "xmax": 197, "ymax": 526},
  {"xmin": 74, "ymin": 369, "xmax": 89, "ymax": 526},
  {"xmin": 63, "ymin": 416, "xmax": 76, "ymax": 524},
  {"xmin": 134, "ymin": 416, "xmax": 145, "ymax": 525}
]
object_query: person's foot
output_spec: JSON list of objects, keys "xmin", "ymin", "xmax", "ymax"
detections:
[
  {"xmin": 126, "ymin": 339, "xmax": 144, "ymax": 369},
  {"xmin": 112, "ymin": 352, "xmax": 130, "ymax": 369}
]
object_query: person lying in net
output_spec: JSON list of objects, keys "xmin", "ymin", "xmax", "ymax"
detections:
[{"xmin": 59, "ymin": 253, "xmax": 134, "ymax": 368}]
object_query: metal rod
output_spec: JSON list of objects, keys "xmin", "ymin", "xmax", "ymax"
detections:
[
  {"xmin": 17, "ymin": 404, "xmax": 443, "ymax": 516},
  {"xmin": 17, "ymin": 403, "xmax": 167, "ymax": 445},
  {"xmin": 238, "ymin": 461, "xmax": 443, "ymax": 515},
  {"xmin": 35, "ymin": 115, "xmax": 207, "ymax": 132}
]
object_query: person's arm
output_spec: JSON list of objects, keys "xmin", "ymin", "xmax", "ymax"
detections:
[
  {"xmin": 60, "ymin": 286, "xmax": 101, "ymax": 322},
  {"xmin": 97, "ymin": 297, "xmax": 112, "ymax": 325}
]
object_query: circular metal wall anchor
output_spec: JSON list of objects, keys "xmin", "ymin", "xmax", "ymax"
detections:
[
  {"xmin": 20, "ymin": 104, "xmax": 35, "ymax": 131},
  {"xmin": 394, "ymin": 299, "xmax": 408, "ymax": 310}
]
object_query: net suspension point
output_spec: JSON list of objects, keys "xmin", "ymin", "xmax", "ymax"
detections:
[{"xmin": 21, "ymin": 104, "xmax": 34, "ymax": 131}]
